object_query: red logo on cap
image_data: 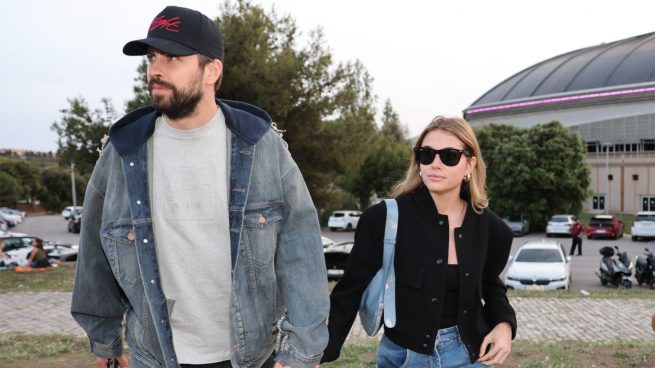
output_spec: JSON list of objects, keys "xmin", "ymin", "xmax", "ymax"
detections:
[{"xmin": 149, "ymin": 16, "xmax": 181, "ymax": 32}]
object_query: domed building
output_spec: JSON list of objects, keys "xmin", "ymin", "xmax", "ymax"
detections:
[{"xmin": 464, "ymin": 32, "xmax": 655, "ymax": 215}]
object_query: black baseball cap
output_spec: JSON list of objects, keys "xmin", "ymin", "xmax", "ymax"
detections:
[{"xmin": 123, "ymin": 6, "xmax": 224, "ymax": 61}]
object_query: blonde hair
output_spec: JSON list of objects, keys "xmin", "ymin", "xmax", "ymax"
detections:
[{"xmin": 389, "ymin": 116, "xmax": 488, "ymax": 213}]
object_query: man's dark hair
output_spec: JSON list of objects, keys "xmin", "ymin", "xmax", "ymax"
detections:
[{"xmin": 198, "ymin": 54, "xmax": 222, "ymax": 94}]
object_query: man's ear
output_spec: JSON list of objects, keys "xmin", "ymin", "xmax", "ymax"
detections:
[{"xmin": 204, "ymin": 59, "xmax": 223, "ymax": 85}]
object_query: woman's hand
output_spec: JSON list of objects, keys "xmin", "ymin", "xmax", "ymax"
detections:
[
  {"xmin": 478, "ymin": 322, "xmax": 512, "ymax": 365},
  {"xmin": 95, "ymin": 355, "xmax": 129, "ymax": 367}
]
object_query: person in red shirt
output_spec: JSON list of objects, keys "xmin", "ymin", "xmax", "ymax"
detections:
[{"xmin": 570, "ymin": 221, "xmax": 584, "ymax": 256}]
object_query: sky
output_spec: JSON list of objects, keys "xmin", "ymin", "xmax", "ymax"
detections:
[{"xmin": 3, "ymin": 0, "xmax": 655, "ymax": 152}]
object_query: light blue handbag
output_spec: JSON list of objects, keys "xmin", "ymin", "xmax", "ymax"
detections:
[{"xmin": 358, "ymin": 199, "xmax": 398, "ymax": 336}]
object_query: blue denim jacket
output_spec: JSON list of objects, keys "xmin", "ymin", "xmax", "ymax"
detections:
[{"xmin": 71, "ymin": 99, "xmax": 329, "ymax": 368}]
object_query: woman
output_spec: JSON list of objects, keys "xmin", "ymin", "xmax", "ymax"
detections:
[
  {"xmin": 322, "ymin": 116, "xmax": 516, "ymax": 367},
  {"xmin": 27, "ymin": 238, "xmax": 50, "ymax": 268}
]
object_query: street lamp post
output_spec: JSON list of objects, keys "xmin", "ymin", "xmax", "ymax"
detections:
[
  {"xmin": 70, "ymin": 162, "xmax": 77, "ymax": 207},
  {"xmin": 603, "ymin": 143, "xmax": 611, "ymax": 214}
]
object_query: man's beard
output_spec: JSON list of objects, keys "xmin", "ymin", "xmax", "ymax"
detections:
[{"xmin": 149, "ymin": 74, "xmax": 203, "ymax": 120}]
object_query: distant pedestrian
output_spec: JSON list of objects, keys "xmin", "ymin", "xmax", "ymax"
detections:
[{"xmin": 570, "ymin": 221, "xmax": 584, "ymax": 256}]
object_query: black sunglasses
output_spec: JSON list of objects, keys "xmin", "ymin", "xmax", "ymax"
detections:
[{"xmin": 413, "ymin": 147, "xmax": 472, "ymax": 166}]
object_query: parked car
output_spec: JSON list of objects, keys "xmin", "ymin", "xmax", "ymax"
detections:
[
  {"xmin": 503, "ymin": 214, "xmax": 530, "ymax": 236},
  {"xmin": 0, "ymin": 211, "xmax": 21, "ymax": 227},
  {"xmin": 504, "ymin": 240, "xmax": 572, "ymax": 290},
  {"xmin": 632, "ymin": 211, "xmax": 655, "ymax": 241},
  {"xmin": 61, "ymin": 206, "xmax": 83, "ymax": 220},
  {"xmin": 0, "ymin": 207, "xmax": 25, "ymax": 219},
  {"xmin": 546, "ymin": 214, "xmax": 582, "ymax": 237},
  {"xmin": 0, "ymin": 234, "xmax": 78, "ymax": 265},
  {"xmin": 328, "ymin": 210, "xmax": 362, "ymax": 231},
  {"xmin": 68, "ymin": 210, "xmax": 82, "ymax": 233},
  {"xmin": 324, "ymin": 241, "xmax": 354, "ymax": 280},
  {"xmin": 586, "ymin": 214, "xmax": 624, "ymax": 239}
]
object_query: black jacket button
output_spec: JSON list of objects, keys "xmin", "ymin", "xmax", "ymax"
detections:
[
  {"xmin": 425, "ymin": 334, "xmax": 431, "ymax": 339},
  {"xmin": 431, "ymin": 298, "xmax": 438, "ymax": 303},
  {"xmin": 422, "ymin": 343, "xmax": 428, "ymax": 348},
  {"xmin": 436, "ymin": 259, "xmax": 443, "ymax": 264}
]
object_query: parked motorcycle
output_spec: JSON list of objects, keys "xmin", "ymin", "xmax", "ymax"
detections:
[
  {"xmin": 634, "ymin": 247, "xmax": 655, "ymax": 288},
  {"xmin": 596, "ymin": 245, "xmax": 633, "ymax": 288}
]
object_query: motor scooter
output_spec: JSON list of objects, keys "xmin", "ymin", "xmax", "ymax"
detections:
[
  {"xmin": 596, "ymin": 245, "xmax": 633, "ymax": 288},
  {"xmin": 634, "ymin": 247, "xmax": 655, "ymax": 288}
]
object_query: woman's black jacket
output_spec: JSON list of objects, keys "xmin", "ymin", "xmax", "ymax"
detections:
[{"xmin": 322, "ymin": 186, "xmax": 517, "ymax": 363}]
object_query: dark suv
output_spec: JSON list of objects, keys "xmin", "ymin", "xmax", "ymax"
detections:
[{"xmin": 587, "ymin": 215, "xmax": 624, "ymax": 239}]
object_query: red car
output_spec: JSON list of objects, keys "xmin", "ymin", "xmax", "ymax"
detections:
[{"xmin": 587, "ymin": 215, "xmax": 624, "ymax": 239}]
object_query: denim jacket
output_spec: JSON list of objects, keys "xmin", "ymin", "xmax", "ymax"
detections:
[{"xmin": 71, "ymin": 99, "xmax": 330, "ymax": 368}]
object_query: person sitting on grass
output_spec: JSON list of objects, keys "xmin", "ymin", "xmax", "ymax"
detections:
[{"xmin": 27, "ymin": 239, "xmax": 50, "ymax": 268}]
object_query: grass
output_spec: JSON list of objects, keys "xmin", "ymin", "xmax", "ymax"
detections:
[
  {"xmin": 321, "ymin": 338, "xmax": 655, "ymax": 368},
  {"xmin": 0, "ymin": 262, "xmax": 75, "ymax": 293},
  {"xmin": 1, "ymin": 334, "xmax": 654, "ymax": 368}
]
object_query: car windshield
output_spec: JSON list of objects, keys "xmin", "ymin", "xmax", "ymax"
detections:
[
  {"xmin": 636, "ymin": 214, "xmax": 655, "ymax": 222},
  {"xmin": 331, "ymin": 213, "xmax": 344, "ymax": 217},
  {"xmin": 507, "ymin": 215, "xmax": 522, "ymax": 222},
  {"xmin": 550, "ymin": 217, "xmax": 569, "ymax": 223},
  {"xmin": 515, "ymin": 249, "xmax": 562, "ymax": 263}
]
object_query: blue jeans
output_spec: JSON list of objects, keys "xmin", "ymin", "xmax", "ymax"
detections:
[{"xmin": 376, "ymin": 326, "xmax": 489, "ymax": 368}]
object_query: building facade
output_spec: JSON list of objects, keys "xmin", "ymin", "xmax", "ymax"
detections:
[{"xmin": 464, "ymin": 32, "xmax": 655, "ymax": 214}]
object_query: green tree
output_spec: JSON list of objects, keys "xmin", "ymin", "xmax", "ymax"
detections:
[
  {"xmin": 51, "ymin": 97, "xmax": 116, "ymax": 176},
  {"xmin": 0, "ymin": 157, "xmax": 43, "ymax": 204},
  {"xmin": 39, "ymin": 167, "xmax": 87, "ymax": 212},
  {"xmin": 213, "ymin": 0, "xmax": 378, "ymax": 209},
  {"xmin": 125, "ymin": 59, "xmax": 150, "ymax": 111},
  {"xmin": 345, "ymin": 100, "xmax": 411, "ymax": 208},
  {"xmin": 477, "ymin": 121, "xmax": 591, "ymax": 230},
  {"xmin": 0, "ymin": 171, "xmax": 21, "ymax": 206}
]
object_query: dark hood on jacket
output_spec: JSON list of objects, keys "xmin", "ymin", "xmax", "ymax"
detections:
[{"xmin": 108, "ymin": 99, "xmax": 272, "ymax": 156}]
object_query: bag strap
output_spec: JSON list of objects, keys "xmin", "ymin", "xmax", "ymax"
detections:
[{"xmin": 382, "ymin": 199, "xmax": 398, "ymax": 328}]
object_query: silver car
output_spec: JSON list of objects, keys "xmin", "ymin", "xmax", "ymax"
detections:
[
  {"xmin": 503, "ymin": 214, "xmax": 529, "ymax": 236},
  {"xmin": 505, "ymin": 240, "xmax": 572, "ymax": 290}
]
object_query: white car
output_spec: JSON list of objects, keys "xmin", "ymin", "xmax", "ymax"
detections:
[
  {"xmin": 328, "ymin": 210, "xmax": 362, "ymax": 231},
  {"xmin": 632, "ymin": 211, "xmax": 655, "ymax": 241},
  {"xmin": 505, "ymin": 240, "xmax": 572, "ymax": 290},
  {"xmin": 545, "ymin": 214, "xmax": 579, "ymax": 237},
  {"xmin": 61, "ymin": 206, "xmax": 83, "ymax": 220},
  {"xmin": 0, "ymin": 234, "xmax": 78, "ymax": 266},
  {"xmin": 324, "ymin": 241, "xmax": 354, "ymax": 280},
  {"xmin": 0, "ymin": 211, "xmax": 22, "ymax": 226}
]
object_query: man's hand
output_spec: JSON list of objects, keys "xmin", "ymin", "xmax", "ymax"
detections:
[
  {"xmin": 478, "ymin": 322, "xmax": 512, "ymax": 366},
  {"xmin": 273, "ymin": 363, "xmax": 319, "ymax": 368},
  {"xmin": 95, "ymin": 355, "xmax": 129, "ymax": 367}
]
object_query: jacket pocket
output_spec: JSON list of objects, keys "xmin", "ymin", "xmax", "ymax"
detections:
[
  {"xmin": 396, "ymin": 264, "xmax": 425, "ymax": 288},
  {"xmin": 101, "ymin": 222, "xmax": 139, "ymax": 286},
  {"xmin": 242, "ymin": 203, "xmax": 283, "ymax": 266}
]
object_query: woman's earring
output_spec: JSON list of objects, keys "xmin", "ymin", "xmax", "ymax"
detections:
[
  {"xmin": 463, "ymin": 174, "xmax": 470, "ymax": 182},
  {"xmin": 419, "ymin": 171, "xmax": 422, "ymax": 177}
]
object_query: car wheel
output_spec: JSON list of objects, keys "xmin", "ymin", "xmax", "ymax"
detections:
[
  {"xmin": 601, "ymin": 279, "xmax": 608, "ymax": 286},
  {"xmin": 622, "ymin": 279, "xmax": 632, "ymax": 289},
  {"xmin": 632, "ymin": 235, "xmax": 638, "ymax": 241},
  {"xmin": 587, "ymin": 235, "xmax": 591, "ymax": 240},
  {"xmin": 329, "ymin": 227, "xmax": 337, "ymax": 231},
  {"xmin": 346, "ymin": 223, "xmax": 352, "ymax": 231},
  {"xmin": 546, "ymin": 233, "xmax": 551, "ymax": 238}
]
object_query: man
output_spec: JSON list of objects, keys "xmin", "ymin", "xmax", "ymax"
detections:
[
  {"xmin": 71, "ymin": 6, "xmax": 329, "ymax": 368},
  {"xmin": 570, "ymin": 221, "xmax": 584, "ymax": 256}
]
